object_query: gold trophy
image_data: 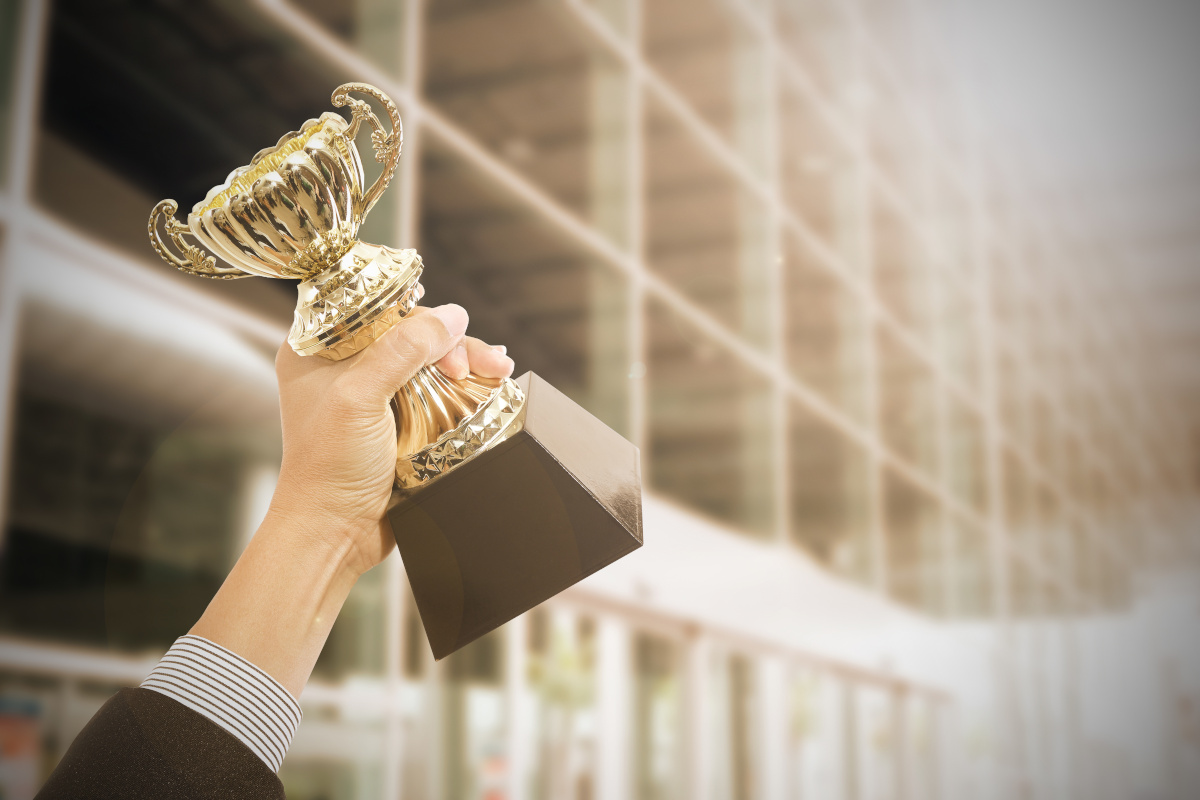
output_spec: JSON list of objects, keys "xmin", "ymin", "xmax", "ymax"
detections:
[{"xmin": 148, "ymin": 83, "xmax": 642, "ymax": 658}]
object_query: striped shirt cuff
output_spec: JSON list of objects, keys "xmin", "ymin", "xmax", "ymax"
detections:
[{"xmin": 141, "ymin": 635, "xmax": 302, "ymax": 772}]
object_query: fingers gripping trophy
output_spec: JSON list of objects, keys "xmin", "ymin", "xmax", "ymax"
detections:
[{"xmin": 148, "ymin": 84, "xmax": 642, "ymax": 659}]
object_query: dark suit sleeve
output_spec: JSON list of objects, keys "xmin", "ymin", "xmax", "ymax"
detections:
[{"xmin": 35, "ymin": 687, "xmax": 286, "ymax": 799}]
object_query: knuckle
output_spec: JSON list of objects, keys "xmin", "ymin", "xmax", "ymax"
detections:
[
  {"xmin": 388, "ymin": 325, "xmax": 431, "ymax": 366},
  {"xmin": 390, "ymin": 316, "xmax": 444, "ymax": 366}
]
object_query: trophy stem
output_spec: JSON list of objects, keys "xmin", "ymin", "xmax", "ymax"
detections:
[
  {"xmin": 393, "ymin": 369, "xmax": 526, "ymax": 493},
  {"xmin": 287, "ymin": 241, "xmax": 528, "ymax": 495},
  {"xmin": 289, "ymin": 242, "xmax": 424, "ymax": 360},
  {"xmin": 395, "ymin": 367, "xmax": 499, "ymax": 453}
]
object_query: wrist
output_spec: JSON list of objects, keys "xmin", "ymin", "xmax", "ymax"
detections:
[
  {"xmin": 192, "ymin": 504, "xmax": 367, "ymax": 698},
  {"xmin": 256, "ymin": 503, "xmax": 376, "ymax": 580}
]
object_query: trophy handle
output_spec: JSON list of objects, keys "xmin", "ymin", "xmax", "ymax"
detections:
[
  {"xmin": 148, "ymin": 200, "xmax": 251, "ymax": 280},
  {"xmin": 331, "ymin": 82, "xmax": 403, "ymax": 217}
]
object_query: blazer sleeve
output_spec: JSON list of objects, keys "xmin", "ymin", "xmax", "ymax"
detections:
[{"xmin": 35, "ymin": 687, "xmax": 286, "ymax": 800}]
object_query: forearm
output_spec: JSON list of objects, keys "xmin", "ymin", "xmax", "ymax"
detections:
[
  {"xmin": 35, "ymin": 305, "xmax": 501, "ymax": 796},
  {"xmin": 189, "ymin": 507, "xmax": 366, "ymax": 698}
]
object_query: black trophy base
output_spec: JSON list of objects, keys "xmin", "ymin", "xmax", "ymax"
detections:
[{"xmin": 387, "ymin": 372, "xmax": 643, "ymax": 660}]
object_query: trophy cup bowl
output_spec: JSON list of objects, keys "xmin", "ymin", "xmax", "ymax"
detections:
[
  {"xmin": 148, "ymin": 83, "xmax": 642, "ymax": 658},
  {"xmin": 176, "ymin": 110, "xmax": 368, "ymax": 281}
]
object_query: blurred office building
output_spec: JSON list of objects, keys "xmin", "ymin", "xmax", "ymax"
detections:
[{"xmin": 1, "ymin": 0, "xmax": 1198, "ymax": 798}]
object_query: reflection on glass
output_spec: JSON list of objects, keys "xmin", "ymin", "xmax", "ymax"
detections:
[
  {"xmin": 419, "ymin": 139, "xmax": 632, "ymax": 436},
  {"xmin": 442, "ymin": 629, "xmax": 507, "ymax": 800},
  {"xmin": 776, "ymin": 0, "xmax": 852, "ymax": 100},
  {"xmin": 873, "ymin": 202, "xmax": 933, "ymax": 345},
  {"xmin": 946, "ymin": 399, "xmax": 986, "ymax": 512},
  {"xmin": 644, "ymin": 95, "xmax": 772, "ymax": 348},
  {"xmin": 0, "ymin": 314, "xmax": 281, "ymax": 651},
  {"xmin": 949, "ymin": 525, "xmax": 993, "ymax": 618},
  {"xmin": 647, "ymin": 302, "xmax": 775, "ymax": 537},
  {"xmin": 1038, "ymin": 490, "xmax": 1069, "ymax": 591},
  {"xmin": 784, "ymin": 234, "xmax": 868, "ymax": 421},
  {"xmin": 290, "ymin": 0, "xmax": 408, "ymax": 79},
  {"xmin": 859, "ymin": 0, "xmax": 924, "ymax": 88},
  {"xmin": 1063, "ymin": 437, "xmax": 1089, "ymax": 518},
  {"xmin": 633, "ymin": 633, "xmax": 682, "ymax": 800},
  {"xmin": 424, "ymin": 0, "xmax": 631, "ymax": 246},
  {"xmin": 998, "ymin": 343, "xmax": 1029, "ymax": 447},
  {"xmin": 1008, "ymin": 554, "xmax": 1043, "ymax": 619},
  {"xmin": 38, "ymin": 0, "xmax": 354, "ymax": 276},
  {"xmin": 790, "ymin": 403, "xmax": 872, "ymax": 580},
  {"xmin": 877, "ymin": 329, "xmax": 938, "ymax": 477},
  {"xmin": 1002, "ymin": 451, "xmax": 1033, "ymax": 549},
  {"xmin": 866, "ymin": 64, "xmax": 923, "ymax": 199},
  {"xmin": 779, "ymin": 85, "xmax": 857, "ymax": 258},
  {"xmin": 937, "ymin": 277, "xmax": 980, "ymax": 392},
  {"xmin": 644, "ymin": 0, "xmax": 770, "ymax": 170},
  {"xmin": 931, "ymin": 179, "xmax": 967, "ymax": 270},
  {"xmin": 0, "ymin": 0, "xmax": 20, "ymax": 189},
  {"xmin": 581, "ymin": 0, "xmax": 634, "ymax": 37},
  {"xmin": 1030, "ymin": 478, "xmax": 1054, "ymax": 560},
  {"xmin": 1072, "ymin": 523, "xmax": 1122, "ymax": 613},
  {"xmin": 883, "ymin": 469, "xmax": 945, "ymax": 615},
  {"xmin": 524, "ymin": 609, "xmax": 598, "ymax": 800}
]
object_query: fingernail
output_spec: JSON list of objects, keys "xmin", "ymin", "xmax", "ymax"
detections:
[
  {"xmin": 429, "ymin": 304, "xmax": 468, "ymax": 338},
  {"xmin": 415, "ymin": 282, "xmax": 426, "ymax": 300},
  {"xmin": 492, "ymin": 344, "xmax": 507, "ymax": 355}
]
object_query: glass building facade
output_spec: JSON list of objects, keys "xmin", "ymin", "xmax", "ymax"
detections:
[{"xmin": 1, "ymin": 0, "xmax": 1197, "ymax": 799}]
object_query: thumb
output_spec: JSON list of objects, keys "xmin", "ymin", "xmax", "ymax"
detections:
[{"xmin": 348, "ymin": 304, "xmax": 469, "ymax": 404}]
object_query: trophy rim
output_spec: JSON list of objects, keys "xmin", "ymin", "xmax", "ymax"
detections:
[{"xmin": 189, "ymin": 111, "xmax": 350, "ymax": 218}]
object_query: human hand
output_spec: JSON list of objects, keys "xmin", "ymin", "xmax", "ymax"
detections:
[{"xmin": 268, "ymin": 298, "xmax": 515, "ymax": 577}]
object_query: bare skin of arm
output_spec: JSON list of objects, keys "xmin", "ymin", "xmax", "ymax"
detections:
[{"xmin": 189, "ymin": 301, "xmax": 514, "ymax": 697}]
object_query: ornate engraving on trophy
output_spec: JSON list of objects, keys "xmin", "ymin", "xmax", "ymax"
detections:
[
  {"xmin": 147, "ymin": 83, "xmax": 527, "ymax": 495},
  {"xmin": 147, "ymin": 82, "xmax": 642, "ymax": 658}
]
